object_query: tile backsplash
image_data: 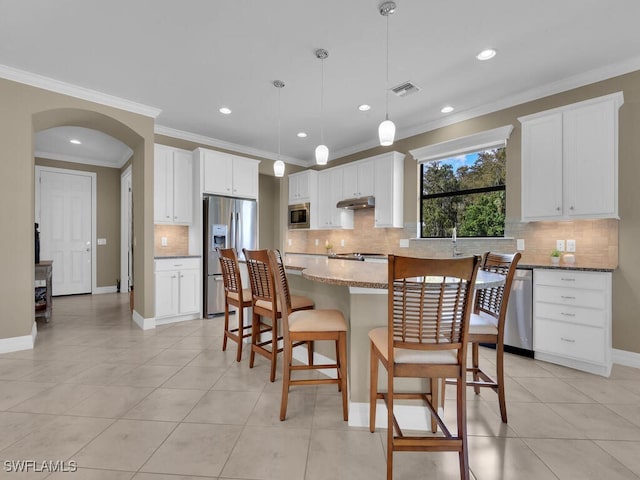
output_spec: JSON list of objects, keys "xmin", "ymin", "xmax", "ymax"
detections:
[
  {"xmin": 154, "ymin": 224, "xmax": 189, "ymax": 256},
  {"xmin": 286, "ymin": 209, "xmax": 618, "ymax": 267}
]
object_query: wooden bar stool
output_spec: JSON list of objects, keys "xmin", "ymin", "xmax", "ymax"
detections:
[
  {"xmin": 268, "ymin": 249, "xmax": 348, "ymax": 421},
  {"xmin": 243, "ymin": 249, "xmax": 314, "ymax": 382},
  {"xmin": 216, "ymin": 247, "xmax": 253, "ymax": 362},
  {"xmin": 369, "ymin": 255, "xmax": 480, "ymax": 480},
  {"xmin": 449, "ymin": 251, "xmax": 521, "ymax": 423}
]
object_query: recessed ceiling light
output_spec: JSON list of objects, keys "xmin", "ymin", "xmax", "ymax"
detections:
[
  {"xmin": 440, "ymin": 106, "xmax": 454, "ymax": 113},
  {"xmin": 219, "ymin": 107, "xmax": 232, "ymax": 115},
  {"xmin": 358, "ymin": 104, "xmax": 371, "ymax": 111},
  {"xmin": 297, "ymin": 132, "xmax": 307, "ymax": 138},
  {"xmin": 69, "ymin": 139, "xmax": 82, "ymax": 145},
  {"xmin": 476, "ymin": 48, "xmax": 496, "ymax": 61}
]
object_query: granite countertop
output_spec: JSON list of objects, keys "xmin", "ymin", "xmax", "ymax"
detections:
[
  {"xmin": 154, "ymin": 255, "xmax": 201, "ymax": 259},
  {"xmin": 284, "ymin": 255, "xmax": 504, "ymax": 289},
  {"xmin": 518, "ymin": 262, "xmax": 615, "ymax": 272}
]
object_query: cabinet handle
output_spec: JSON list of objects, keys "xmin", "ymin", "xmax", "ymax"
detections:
[
  {"xmin": 560, "ymin": 337, "xmax": 576, "ymax": 343},
  {"xmin": 171, "ymin": 275, "xmax": 177, "ymax": 279},
  {"xmin": 570, "ymin": 206, "xmax": 575, "ymax": 210},
  {"xmin": 561, "ymin": 277, "xmax": 576, "ymax": 282},
  {"xmin": 560, "ymin": 312, "xmax": 576, "ymax": 317},
  {"xmin": 556, "ymin": 207, "xmax": 561, "ymax": 211},
  {"xmin": 173, "ymin": 264, "xmax": 182, "ymax": 267},
  {"xmin": 560, "ymin": 295, "xmax": 575, "ymax": 300}
]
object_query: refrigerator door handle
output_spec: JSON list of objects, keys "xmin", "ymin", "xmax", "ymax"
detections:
[
  {"xmin": 229, "ymin": 209, "xmax": 235, "ymax": 250},
  {"xmin": 236, "ymin": 212, "xmax": 241, "ymax": 255}
]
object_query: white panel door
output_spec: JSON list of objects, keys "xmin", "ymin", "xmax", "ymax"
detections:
[{"xmin": 40, "ymin": 170, "xmax": 92, "ymax": 296}]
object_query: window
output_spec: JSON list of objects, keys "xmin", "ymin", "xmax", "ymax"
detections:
[{"xmin": 420, "ymin": 147, "xmax": 505, "ymax": 238}]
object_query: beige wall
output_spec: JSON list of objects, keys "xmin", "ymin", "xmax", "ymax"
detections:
[
  {"xmin": 258, "ymin": 174, "xmax": 280, "ymax": 249},
  {"xmin": 35, "ymin": 158, "xmax": 122, "ymax": 288},
  {"xmin": 286, "ymin": 70, "xmax": 640, "ymax": 355},
  {"xmin": 0, "ymin": 77, "xmax": 155, "ymax": 342}
]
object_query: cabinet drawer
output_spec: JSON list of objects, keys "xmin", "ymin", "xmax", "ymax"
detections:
[
  {"xmin": 535, "ymin": 285, "xmax": 605, "ymax": 309},
  {"xmin": 534, "ymin": 302, "xmax": 606, "ymax": 328},
  {"xmin": 534, "ymin": 318, "xmax": 606, "ymax": 364},
  {"xmin": 155, "ymin": 258, "xmax": 200, "ymax": 272},
  {"xmin": 534, "ymin": 270, "xmax": 608, "ymax": 290}
]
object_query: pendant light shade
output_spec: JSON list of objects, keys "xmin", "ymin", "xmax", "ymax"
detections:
[
  {"xmin": 378, "ymin": 117, "xmax": 396, "ymax": 146},
  {"xmin": 273, "ymin": 80, "xmax": 286, "ymax": 178},
  {"xmin": 273, "ymin": 159, "xmax": 285, "ymax": 177},
  {"xmin": 315, "ymin": 144, "xmax": 329, "ymax": 165},
  {"xmin": 315, "ymin": 49, "xmax": 329, "ymax": 165},
  {"xmin": 379, "ymin": 1, "xmax": 396, "ymax": 147}
]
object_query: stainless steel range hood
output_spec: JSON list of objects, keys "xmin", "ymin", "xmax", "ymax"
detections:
[{"xmin": 336, "ymin": 196, "xmax": 375, "ymax": 209}]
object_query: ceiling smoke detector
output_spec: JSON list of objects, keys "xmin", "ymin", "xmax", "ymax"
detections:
[{"xmin": 391, "ymin": 81, "xmax": 420, "ymax": 97}]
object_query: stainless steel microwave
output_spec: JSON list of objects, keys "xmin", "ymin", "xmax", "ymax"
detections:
[{"xmin": 288, "ymin": 203, "xmax": 310, "ymax": 229}]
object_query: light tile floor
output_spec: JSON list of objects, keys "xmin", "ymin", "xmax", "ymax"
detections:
[{"xmin": 1, "ymin": 293, "xmax": 640, "ymax": 479}]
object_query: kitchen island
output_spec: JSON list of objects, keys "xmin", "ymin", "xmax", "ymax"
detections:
[{"xmin": 282, "ymin": 254, "xmax": 503, "ymax": 428}]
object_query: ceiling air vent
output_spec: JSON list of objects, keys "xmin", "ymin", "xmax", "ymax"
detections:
[{"xmin": 391, "ymin": 81, "xmax": 420, "ymax": 97}]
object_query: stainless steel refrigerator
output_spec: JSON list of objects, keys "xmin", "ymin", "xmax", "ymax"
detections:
[{"xmin": 203, "ymin": 195, "xmax": 257, "ymax": 316}]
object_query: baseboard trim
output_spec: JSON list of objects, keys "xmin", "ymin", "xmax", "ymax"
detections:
[
  {"xmin": 0, "ymin": 322, "xmax": 37, "ymax": 354},
  {"xmin": 155, "ymin": 313, "xmax": 201, "ymax": 326},
  {"xmin": 93, "ymin": 286, "xmax": 118, "ymax": 294},
  {"xmin": 613, "ymin": 348, "xmax": 640, "ymax": 369},
  {"xmin": 132, "ymin": 310, "xmax": 155, "ymax": 330}
]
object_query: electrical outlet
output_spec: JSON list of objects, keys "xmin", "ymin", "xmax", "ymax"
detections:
[
  {"xmin": 556, "ymin": 239, "xmax": 565, "ymax": 252},
  {"xmin": 516, "ymin": 239, "xmax": 525, "ymax": 251},
  {"xmin": 566, "ymin": 239, "xmax": 576, "ymax": 252},
  {"xmin": 160, "ymin": 236, "xmax": 168, "ymax": 247},
  {"xmin": 314, "ymin": 239, "xmax": 319, "ymax": 246},
  {"xmin": 340, "ymin": 239, "xmax": 345, "ymax": 247},
  {"xmin": 399, "ymin": 239, "xmax": 410, "ymax": 248},
  {"xmin": 288, "ymin": 239, "xmax": 292, "ymax": 246}
]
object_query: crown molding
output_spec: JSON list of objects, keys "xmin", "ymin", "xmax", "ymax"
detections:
[
  {"xmin": 0, "ymin": 64, "xmax": 162, "ymax": 118},
  {"xmin": 154, "ymin": 125, "xmax": 309, "ymax": 167},
  {"xmin": 35, "ymin": 150, "xmax": 128, "ymax": 169},
  {"xmin": 331, "ymin": 54, "xmax": 640, "ymax": 161}
]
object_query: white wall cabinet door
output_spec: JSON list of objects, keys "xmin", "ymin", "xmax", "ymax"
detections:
[
  {"xmin": 373, "ymin": 153, "xmax": 404, "ymax": 228},
  {"xmin": 288, "ymin": 170, "xmax": 317, "ymax": 204},
  {"xmin": 317, "ymin": 168, "xmax": 352, "ymax": 229},
  {"xmin": 342, "ymin": 160, "xmax": 374, "ymax": 199},
  {"xmin": 563, "ymin": 100, "xmax": 617, "ymax": 218},
  {"xmin": 202, "ymin": 150, "xmax": 233, "ymax": 196},
  {"xmin": 155, "ymin": 270, "xmax": 179, "ymax": 318},
  {"xmin": 231, "ymin": 156, "xmax": 259, "ymax": 199},
  {"xmin": 521, "ymin": 113, "xmax": 564, "ymax": 221},
  {"xmin": 154, "ymin": 145, "xmax": 174, "ymax": 223},
  {"xmin": 178, "ymin": 268, "xmax": 200, "ymax": 315},
  {"xmin": 172, "ymin": 150, "xmax": 194, "ymax": 224}
]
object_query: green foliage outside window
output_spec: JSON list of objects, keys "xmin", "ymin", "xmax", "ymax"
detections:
[{"xmin": 420, "ymin": 147, "xmax": 506, "ymax": 238}]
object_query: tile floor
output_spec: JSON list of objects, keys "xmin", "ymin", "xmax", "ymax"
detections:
[{"xmin": 1, "ymin": 293, "xmax": 640, "ymax": 479}]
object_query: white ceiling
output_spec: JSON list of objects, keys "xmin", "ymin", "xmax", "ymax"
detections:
[{"xmin": 2, "ymin": 0, "xmax": 640, "ymax": 168}]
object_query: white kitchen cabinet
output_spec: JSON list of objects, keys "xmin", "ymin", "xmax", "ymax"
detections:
[
  {"xmin": 199, "ymin": 148, "xmax": 260, "ymax": 199},
  {"xmin": 373, "ymin": 152, "xmax": 404, "ymax": 228},
  {"xmin": 342, "ymin": 160, "xmax": 374, "ymax": 199},
  {"xmin": 519, "ymin": 92, "xmax": 623, "ymax": 221},
  {"xmin": 155, "ymin": 257, "xmax": 201, "ymax": 322},
  {"xmin": 317, "ymin": 168, "xmax": 353, "ymax": 229},
  {"xmin": 288, "ymin": 170, "xmax": 318, "ymax": 205},
  {"xmin": 154, "ymin": 144, "xmax": 194, "ymax": 225},
  {"xmin": 533, "ymin": 269, "xmax": 612, "ymax": 376}
]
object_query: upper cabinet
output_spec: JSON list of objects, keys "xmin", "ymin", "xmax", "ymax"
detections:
[
  {"xmin": 342, "ymin": 160, "xmax": 374, "ymax": 199},
  {"xmin": 154, "ymin": 144, "xmax": 194, "ymax": 225},
  {"xmin": 317, "ymin": 168, "xmax": 353, "ymax": 229},
  {"xmin": 288, "ymin": 170, "xmax": 318, "ymax": 205},
  {"xmin": 373, "ymin": 152, "xmax": 404, "ymax": 228},
  {"xmin": 197, "ymin": 148, "xmax": 260, "ymax": 199},
  {"xmin": 519, "ymin": 92, "xmax": 623, "ymax": 221}
]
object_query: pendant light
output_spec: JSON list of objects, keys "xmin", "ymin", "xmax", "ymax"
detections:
[
  {"xmin": 378, "ymin": 1, "xmax": 396, "ymax": 146},
  {"xmin": 315, "ymin": 48, "xmax": 329, "ymax": 165},
  {"xmin": 273, "ymin": 80, "xmax": 286, "ymax": 177}
]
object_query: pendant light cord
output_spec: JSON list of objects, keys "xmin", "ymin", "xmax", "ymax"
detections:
[
  {"xmin": 320, "ymin": 57, "xmax": 325, "ymax": 144},
  {"xmin": 385, "ymin": 13, "xmax": 390, "ymax": 120},
  {"xmin": 277, "ymin": 85, "xmax": 282, "ymax": 159}
]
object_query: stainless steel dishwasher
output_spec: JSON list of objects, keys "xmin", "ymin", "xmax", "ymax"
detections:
[{"xmin": 504, "ymin": 267, "xmax": 533, "ymax": 357}]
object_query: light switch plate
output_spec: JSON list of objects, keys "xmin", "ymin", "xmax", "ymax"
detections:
[
  {"xmin": 566, "ymin": 239, "xmax": 576, "ymax": 252},
  {"xmin": 399, "ymin": 239, "xmax": 410, "ymax": 248},
  {"xmin": 314, "ymin": 239, "xmax": 319, "ymax": 246},
  {"xmin": 288, "ymin": 239, "xmax": 292, "ymax": 246},
  {"xmin": 556, "ymin": 239, "xmax": 565, "ymax": 252},
  {"xmin": 97, "ymin": 238, "xmax": 107, "ymax": 246},
  {"xmin": 340, "ymin": 239, "xmax": 345, "ymax": 247},
  {"xmin": 516, "ymin": 239, "xmax": 525, "ymax": 251}
]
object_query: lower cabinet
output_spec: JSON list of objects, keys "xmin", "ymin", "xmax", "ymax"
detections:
[
  {"xmin": 533, "ymin": 269, "xmax": 612, "ymax": 376},
  {"xmin": 155, "ymin": 258, "xmax": 201, "ymax": 322}
]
